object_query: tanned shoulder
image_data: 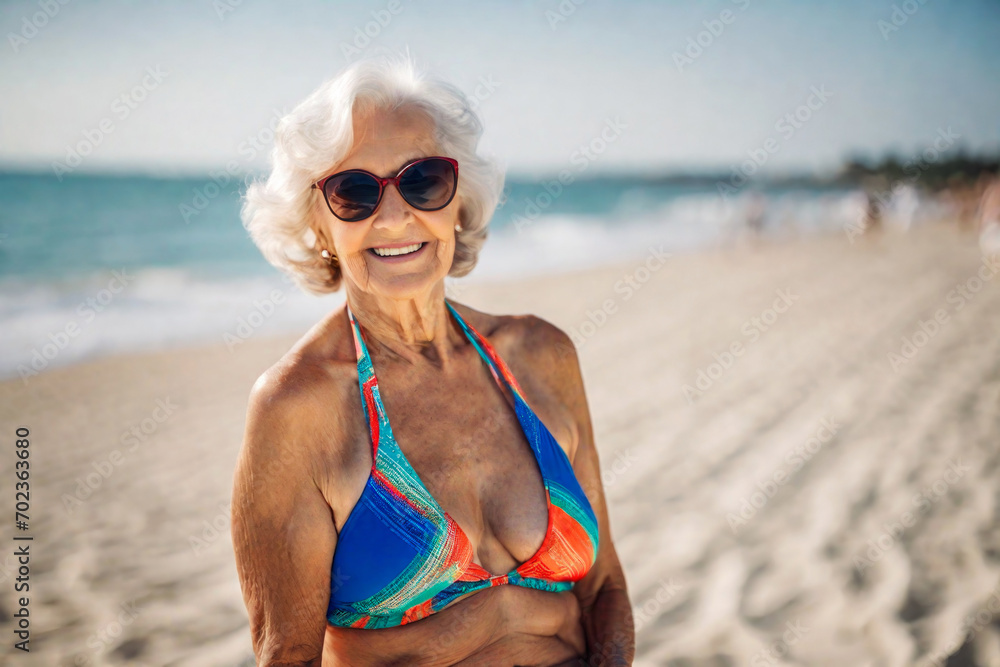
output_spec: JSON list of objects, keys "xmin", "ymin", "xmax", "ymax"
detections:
[
  {"xmin": 499, "ymin": 313, "xmax": 581, "ymax": 383},
  {"xmin": 242, "ymin": 347, "xmax": 356, "ymax": 481},
  {"xmin": 447, "ymin": 301, "xmax": 587, "ymax": 430},
  {"xmin": 494, "ymin": 313, "xmax": 590, "ymax": 461}
]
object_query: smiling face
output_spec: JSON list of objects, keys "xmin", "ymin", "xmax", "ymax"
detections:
[{"xmin": 313, "ymin": 104, "xmax": 461, "ymax": 303}]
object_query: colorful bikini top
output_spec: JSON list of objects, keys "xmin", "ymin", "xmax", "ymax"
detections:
[{"xmin": 326, "ymin": 300, "xmax": 600, "ymax": 629}]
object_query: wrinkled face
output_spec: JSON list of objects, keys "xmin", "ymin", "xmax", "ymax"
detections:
[{"xmin": 313, "ymin": 105, "xmax": 461, "ymax": 301}]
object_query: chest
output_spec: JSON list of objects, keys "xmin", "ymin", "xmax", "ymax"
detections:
[{"xmin": 344, "ymin": 352, "xmax": 576, "ymax": 570}]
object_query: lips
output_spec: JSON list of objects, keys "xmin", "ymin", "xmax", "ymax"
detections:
[
  {"xmin": 371, "ymin": 242, "xmax": 424, "ymax": 257},
  {"xmin": 367, "ymin": 241, "xmax": 429, "ymax": 261}
]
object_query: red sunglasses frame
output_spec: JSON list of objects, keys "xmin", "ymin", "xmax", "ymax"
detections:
[{"xmin": 311, "ymin": 156, "xmax": 460, "ymax": 221}]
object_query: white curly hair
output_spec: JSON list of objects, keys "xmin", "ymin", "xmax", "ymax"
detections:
[{"xmin": 241, "ymin": 54, "xmax": 505, "ymax": 294}]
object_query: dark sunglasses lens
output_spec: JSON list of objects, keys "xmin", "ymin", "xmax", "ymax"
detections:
[
  {"xmin": 325, "ymin": 172, "xmax": 380, "ymax": 221},
  {"xmin": 398, "ymin": 159, "xmax": 457, "ymax": 210}
]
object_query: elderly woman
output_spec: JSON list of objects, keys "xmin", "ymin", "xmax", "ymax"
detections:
[{"xmin": 231, "ymin": 56, "xmax": 634, "ymax": 666}]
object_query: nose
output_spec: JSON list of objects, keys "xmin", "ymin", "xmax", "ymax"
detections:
[{"xmin": 371, "ymin": 181, "xmax": 411, "ymax": 228}]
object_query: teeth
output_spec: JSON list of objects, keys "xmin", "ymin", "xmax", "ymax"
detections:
[{"xmin": 372, "ymin": 243, "xmax": 423, "ymax": 257}]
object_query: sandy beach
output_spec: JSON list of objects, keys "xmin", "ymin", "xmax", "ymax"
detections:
[{"xmin": 1, "ymin": 222, "xmax": 998, "ymax": 667}]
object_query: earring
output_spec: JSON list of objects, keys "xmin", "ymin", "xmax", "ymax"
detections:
[
  {"xmin": 455, "ymin": 224, "xmax": 462, "ymax": 232},
  {"xmin": 320, "ymin": 248, "xmax": 338, "ymax": 265}
]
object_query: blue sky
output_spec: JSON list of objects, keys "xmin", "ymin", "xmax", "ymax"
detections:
[{"xmin": 1, "ymin": 0, "xmax": 998, "ymax": 177}]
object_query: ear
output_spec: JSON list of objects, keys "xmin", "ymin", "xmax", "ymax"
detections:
[
  {"xmin": 311, "ymin": 224, "xmax": 327, "ymax": 248},
  {"xmin": 452, "ymin": 193, "xmax": 465, "ymax": 230}
]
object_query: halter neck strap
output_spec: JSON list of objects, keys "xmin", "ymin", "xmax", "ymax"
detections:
[{"xmin": 344, "ymin": 299, "xmax": 526, "ymax": 402}]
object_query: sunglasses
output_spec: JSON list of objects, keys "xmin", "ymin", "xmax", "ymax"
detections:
[{"xmin": 312, "ymin": 156, "xmax": 459, "ymax": 222}]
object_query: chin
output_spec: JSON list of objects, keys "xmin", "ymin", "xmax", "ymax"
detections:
[{"xmin": 366, "ymin": 270, "xmax": 445, "ymax": 301}]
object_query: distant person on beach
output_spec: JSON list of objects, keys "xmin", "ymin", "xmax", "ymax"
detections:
[
  {"xmin": 938, "ymin": 176, "xmax": 989, "ymax": 233},
  {"xmin": 863, "ymin": 188, "xmax": 883, "ymax": 235},
  {"xmin": 745, "ymin": 191, "xmax": 767, "ymax": 237},
  {"xmin": 231, "ymin": 56, "xmax": 634, "ymax": 666},
  {"xmin": 977, "ymin": 175, "xmax": 1000, "ymax": 257},
  {"xmin": 888, "ymin": 183, "xmax": 919, "ymax": 233}
]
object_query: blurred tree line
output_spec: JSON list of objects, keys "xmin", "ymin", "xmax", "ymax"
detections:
[{"xmin": 837, "ymin": 151, "xmax": 999, "ymax": 192}]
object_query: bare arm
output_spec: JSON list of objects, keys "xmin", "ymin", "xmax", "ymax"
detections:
[
  {"xmin": 231, "ymin": 369, "xmax": 337, "ymax": 666},
  {"xmin": 528, "ymin": 318, "xmax": 636, "ymax": 666}
]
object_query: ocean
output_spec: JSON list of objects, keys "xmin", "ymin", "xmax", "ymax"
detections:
[{"xmin": 0, "ymin": 171, "xmax": 937, "ymax": 380}]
